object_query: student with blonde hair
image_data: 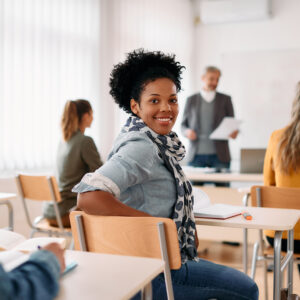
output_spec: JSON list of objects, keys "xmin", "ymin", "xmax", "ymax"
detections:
[
  {"xmin": 43, "ymin": 99, "xmax": 103, "ymax": 227},
  {"xmin": 264, "ymin": 82, "xmax": 300, "ymax": 266}
]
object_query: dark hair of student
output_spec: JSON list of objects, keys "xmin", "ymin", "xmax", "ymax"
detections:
[
  {"xmin": 109, "ymin": 48, "xmax": 185, "ymax": 114},
  {"xmin": 61, "ymin": 99, "xmax": 92, "ymax": 141},
  {"xmin": 278, "ymin": 82, "xmax": 300, "ymax": 173}
]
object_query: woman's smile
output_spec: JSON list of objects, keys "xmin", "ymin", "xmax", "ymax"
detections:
[{"xmin": 130, "ymin": 78, "xmax": 178, "ymax": 135}]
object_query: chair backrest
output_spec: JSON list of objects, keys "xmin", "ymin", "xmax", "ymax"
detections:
[
  {"xmin": 16, "ymin": 174, "xmax": 61, "ymax": 202},
  {"xmin": 70, "ymin": 211, "xmax": 182, "ymax": 270},
  {"xmin": 251, "ymin": 185, "xmax": 300, "ymax": 209},
  {"xmin": 16, "ymin": 174, "xmax": 65, "ymax": 232}
]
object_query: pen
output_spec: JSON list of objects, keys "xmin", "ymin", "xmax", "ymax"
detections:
[{"xmin": 242, "ymin": 211, "xmax": 252, "ymax": 220}]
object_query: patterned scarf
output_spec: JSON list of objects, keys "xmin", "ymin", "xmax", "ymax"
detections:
[{"xmin": 123, "ymin": 116, "xmax": 198, "ymax": 263}]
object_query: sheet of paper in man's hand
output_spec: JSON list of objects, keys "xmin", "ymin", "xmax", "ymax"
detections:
[{"xmin": 209, "ymin": 117, "xmax": 242, "ymax": 140}]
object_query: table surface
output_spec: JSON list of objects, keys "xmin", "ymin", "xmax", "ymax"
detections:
[
  {"xmin": 0, "ymin": 193, "xmax": 16, "ymax": 201},
  {"xmin": 195, "ymin": 206, "xmax": 300, "ymax": 230},
  {"xmin": 56, "ymin": 250, "xmax": 165, "ymax": 300},
  {"xmin": 183, "ymin": 166, "xmax": 263, "ymax": 182}
]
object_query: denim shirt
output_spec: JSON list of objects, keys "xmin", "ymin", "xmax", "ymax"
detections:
[
  {"xmin": 0, "ymin": 250, "xmax": 60, "ymax": 300},
  {"xmin": 73, "ymin": 130, "xmax": 177, "ymax": 218}
]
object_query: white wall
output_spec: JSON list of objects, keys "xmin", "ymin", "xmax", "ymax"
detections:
[
  {"xmin": 192, "ymin": 0, "xmax": 300, "ymax": 170},
  {"xmin": 98, "ymin": 0, "xmax": 195, "ymax": 159}
]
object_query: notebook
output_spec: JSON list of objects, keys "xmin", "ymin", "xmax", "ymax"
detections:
[
  {"xmin": 0, "ymin": 229, "xmax": 66, "ymax": 252},
  {"xmin": 0, "ymin": 229, "xmax": 75, "ymax": 273},
  {"xmin": 193, "ymin": 188, "xmax": 242, "ymax": 219},
  {"xmin": 240, "ymin": 148, "xmax": 266, "ymax": 174}
]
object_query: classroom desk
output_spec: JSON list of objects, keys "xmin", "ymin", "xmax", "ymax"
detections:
[
  {"xmin": 183, "ymin": 166, "xmax": 263, "ymax": 183},
  {"xmin": 56, "ymin": 250, "xmax": 165, "ymax": 300},
  {"xmin": 195, "ymin": 207, "xmax": 300, "ymax": 300},
  {"xmin": 0, "ymin": 193, "xmax": 16, "ymax": 231}
]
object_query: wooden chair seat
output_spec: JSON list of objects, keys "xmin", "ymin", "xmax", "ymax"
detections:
[{"xmin": 35, "ymin": 219, "xmax": 72, "ymax": 233}]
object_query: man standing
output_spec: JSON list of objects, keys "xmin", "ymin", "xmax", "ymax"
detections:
[{"xmin": 181, "ymin": 66, "xmax": 238, "ymax": 174}]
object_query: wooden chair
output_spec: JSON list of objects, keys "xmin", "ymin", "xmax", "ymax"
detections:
[
  {"xmin": 69, "ymin": 211, "xmax": 181, "ymax": 300},
  {"xmin": 250, "ymin": 185, "xmax": 300, "ymax": 300},
  {"xmin": 16, "ymin": 174, "xmax": 72, "ymax": 239}
]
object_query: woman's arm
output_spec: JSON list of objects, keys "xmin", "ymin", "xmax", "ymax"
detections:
[
  {"xmin": 263, "ymin": 133, "xmax": 276, "ymax": 186},
  {"xmin": 0, "ymin": 247, "xmax": 62, "ymax": 300},
  {"xmin": 82, "ymin": 137, "xmax": 103, "ymax": 172},
  {"xmin": 77, "ymin": 190, "xmax": 150, "ymax": 217}
]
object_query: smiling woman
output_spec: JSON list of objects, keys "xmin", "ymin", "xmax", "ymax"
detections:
[
  {"xmin": 130, "ymin": 78, "xmax": 178, "ymax": 135},
  {"xmin": 72, "ymin": 49, "xmax": 258, "ymax": 300}
]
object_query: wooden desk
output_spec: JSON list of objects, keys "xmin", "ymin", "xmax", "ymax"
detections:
[
  {"xmin": 0, "ymin": 193, "xmax": 16, "ymax": 231},
  {"xmin": 195, "ymin": 207, "xmax": 300, "ymax": 300},
  {"xmin": 56, "ymin": 250, "xmax": 165, "ymax": 300},
  {"xmin": 183, "ymin": 166, "xmax": 263, "ymax": 183}
]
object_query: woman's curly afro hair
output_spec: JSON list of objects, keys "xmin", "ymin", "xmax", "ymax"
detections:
[{"xmin": 109, "ymin": 49, "xmax": 185, "ymax": 114}]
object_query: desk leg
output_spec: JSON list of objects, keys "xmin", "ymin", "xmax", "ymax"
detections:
[
  {"xmin": 242, "ymin": 193, "xmax": 250, "ymax": 275},
  {"xmin": 141, "ymin": 282, "xmax": 152, "ymax": 300},
  {"xmin": 0, "ymin": 200, "xmax": 14, "ymax": 231},
  {"xmin": 287, "ymin": 229, "xmax": 294, "ymax": 297},
  {"xmin": 243, "ymin": 228, "xmax": 248, "ymax": 274},
  {"xmin": 273, "ymin": 231, "xmax": 282, "ymax": 300}
]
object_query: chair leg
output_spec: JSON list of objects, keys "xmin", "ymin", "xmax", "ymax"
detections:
[
  {"xmin": 258, "ymin": 230, "xmax": 268, "ymax": 300},
  {"xmin": 250, "ymin": 241, "xmax": 259, "ymax": 279},
  {"xmin": 263, "ymin": 258, "xmax": 269, "ymax": 300},
  {"xmin": 141, "ymin": 282, "xmax": 152, "ymax": 300},
  {"xmin": 30, "ymin": 229, "xmax": 37, "ymax": 238},
  {"xmin": 68, "ymin": 238, "xmax": 74, "ymax": 250},
  {"xmin": 157, "ymin": 222, "xmax": 175, "ymax": 300}
]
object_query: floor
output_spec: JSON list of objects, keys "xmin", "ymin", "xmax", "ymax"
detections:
[{"xmin": 198, "ymin": 240, "xmax": 300, "ymax": 300}]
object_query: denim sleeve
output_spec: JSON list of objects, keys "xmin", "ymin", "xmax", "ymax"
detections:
[
  {"xmin": 73, "ymin": 133, "xmax": 156, "ymax": 198},
  {"xmin": 0, "ymin": 250, "xmax": 60, "ymax": 300}
]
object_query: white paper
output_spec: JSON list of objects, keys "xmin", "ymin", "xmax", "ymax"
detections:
[
  {"xmin": 0, "ymin": 250, "xmax": 29, "ymax": 271},
  {"xmin": 209, "ymin": 117, "xmax": 242, "ymax": 140},
  {"xmin": 193, "ymin": 188, "xmax": 211, "ymax": 211}
]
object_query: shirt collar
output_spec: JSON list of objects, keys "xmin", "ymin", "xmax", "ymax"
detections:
[{"xmin": 200, "ymin": 88, "xmax": 216, "ymax": 103}]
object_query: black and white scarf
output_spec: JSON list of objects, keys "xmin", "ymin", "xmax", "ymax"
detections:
[{"xmin": 123, "ymin": 116, "xmax": 198, "ymax": 263}]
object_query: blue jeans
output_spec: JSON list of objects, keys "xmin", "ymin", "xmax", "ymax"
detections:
[
  {"xmin": 188, "ymin": 154, "xmax": 230, "ymax": 187},
  {"xmin": 188, "ymin": 154, "xmax": 230, "ymax": 170},
  {"xmin": 132, "ymin": 259, "xmax": 258, "ymax": 300}
]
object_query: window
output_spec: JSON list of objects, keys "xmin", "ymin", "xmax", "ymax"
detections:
[{"xmin": 0, "ymin": 0, "xmax": 101, "ymax": 172}]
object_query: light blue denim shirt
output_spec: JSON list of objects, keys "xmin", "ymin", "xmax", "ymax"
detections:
[
  {"xmin": 0, "ymin": 250, "xmax": 60, "ymax": 300},
  {"xmin": 73, "ymin": 130, "xmax": 177, "ymax": 218}
]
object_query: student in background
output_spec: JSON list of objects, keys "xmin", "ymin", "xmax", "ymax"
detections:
[
  {"xmin": 0, "ymin": 242, "xmax": 65, "ymax": 300},
  {"xmin": 263, "ymin": 82, "xmax": 300, "ymax": 261},
  {"xmin": 43, "ymin": 99, "xmax": 103, "ymax": 227},
  {"xmin": 73, "ymin": 50, "xmax": 258, "ymax": 300}
]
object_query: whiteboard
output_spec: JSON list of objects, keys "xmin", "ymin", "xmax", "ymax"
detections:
[{"xmin": 220, "ymin": 49, "xmax": 300, "ymax": 169}]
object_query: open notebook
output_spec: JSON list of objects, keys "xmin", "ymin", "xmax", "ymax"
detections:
[
  {"xmin": 193, "ymin": 189, "xmax": 242, "ymax": 219},
  {"xmin": 0, "ymin": 229, "xmax": 66, "ymax": 271}
]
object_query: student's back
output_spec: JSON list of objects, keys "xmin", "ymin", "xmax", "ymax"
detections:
[
  {"xmin": 57, "ymin": 130, "xmax": 101, "ymax": 200},
  {"xmin": 43, "ymin": 99, "xmax": 102, "ymax": 227}
]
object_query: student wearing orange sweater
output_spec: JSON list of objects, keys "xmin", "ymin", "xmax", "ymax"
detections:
[{"xmin": 263, "ymin": 82, "xmax": 300, "ymax": 257}]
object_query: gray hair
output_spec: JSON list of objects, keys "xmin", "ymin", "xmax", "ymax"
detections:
[{"xmin": 203, "ymin": 66, "xmax": 221, "ymax": 76}]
